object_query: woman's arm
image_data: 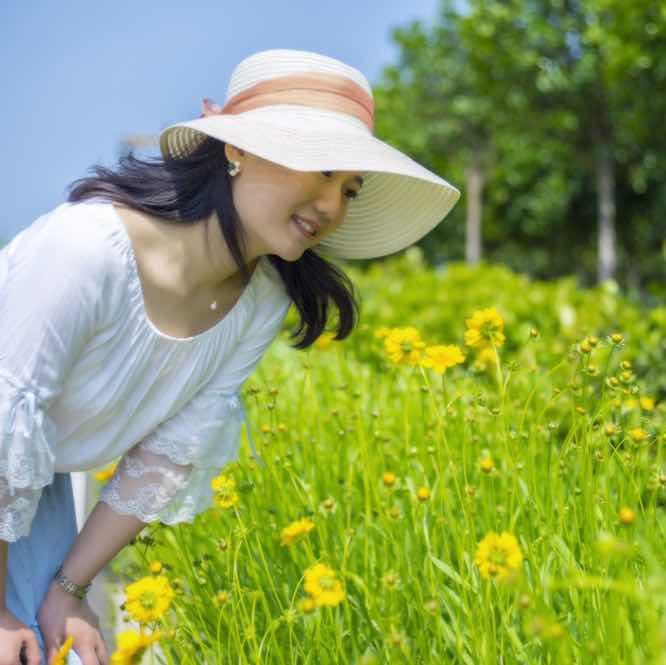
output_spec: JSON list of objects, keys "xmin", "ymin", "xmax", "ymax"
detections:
[
  {"xmin": 35, "ymin": 501, "xmax": 147, "ymax": 663},
  {"xmin": 57, "ymin": 500, "xmax": 147, "ymax": 588}
]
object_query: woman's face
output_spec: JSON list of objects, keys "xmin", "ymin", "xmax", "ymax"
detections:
[{"xmin": 224, "ymin": 144, "xmax": 364, "ymax": 261}]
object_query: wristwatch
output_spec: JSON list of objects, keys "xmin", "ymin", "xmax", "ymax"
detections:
[{"xmin": 53, "ymin": 565, "xmax": 92, "ymax": 600}]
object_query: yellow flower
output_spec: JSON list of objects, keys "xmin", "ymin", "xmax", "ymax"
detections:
[
  {"xmin": 374, "ymin": 326, "xmax": 392, "ymax": 340},
  {"xmin": 624, "ymin": 398, "xmax": 638, "ymax": 410},
  {"xmin": 420, "ymin": 344, "xmax": 466, "ymax": 374},
  {"xmin": 149, "ymin": 561, "xmax": 162, "ymax": 574},
  {"xmin": 94, "ymin": 462, "xmax": 118, "ymax": 483},
  {"xmin": 298, "ymin": 596, "xmax": 317, "ymax": 613},
  {"xmin": 214, "ymin": 590, "xmax": 231, "ymax": 605},
  {"xmin": 618, "ymin": 507, "xmax": 636, "ymax": 525},
  {"xmin": 629, "ymin": 428, "xmax": 649, "ymax": 443},
  {"xmin": 280, "ymin": 517, "xmax": 315, "ymax": 547},
  {"xmin": 124, "ymin": 575, "xmax": 175, "ymax": 624},
  {"xmin": 480, "ymin": 457, "xmax": 494, "ymax": 474},
  {"xmin": 111, "ymin": 629, "xmax": 163, "ymax": 665},
  {"xmin": 639, "ymin": 396, "xmax": 655, "ymax": 411},
  {"xmin": 314, "ymin": 331, "xmax": 336, "ymax": 350},
  {"xmin": 303, "ymin": 563, "xmax": 346, "ymax": 607},
  {"xmin": 464, "ymin": 307, "xmax": 506, "ymax": 349},
  {"xmin": 383, "ymin": 327, "xmax": 427, "ymax": 366},
  {"xmin": 50, "ymin": 635, "xmax": 74, "ymax": 665},
  {"xmin": 474, "ymin": 531, "xmax": 523, "ymax": 582},
  {"xmin": 210, "ymin": 474, "xmax": 240, "ymax": 509},
  {"xmin": 474, "ymin": 346, "xmax": 498, "ymax": 372},
  {"xmin": 416, "ymin": 486, "xmax": 430, "ymax": 502},
  {"xmin": 382, "ymin": 471, "xmax": 396, "ymax": 487}
]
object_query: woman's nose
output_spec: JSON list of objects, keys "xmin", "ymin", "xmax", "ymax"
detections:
[{"xmin": 313, "ymin": 184, "xmax": 346, "ymax": 223}]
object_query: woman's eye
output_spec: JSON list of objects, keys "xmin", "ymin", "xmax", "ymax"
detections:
[{"xmin": 322, "ymin": 171, "xmax": 360, "ymax": 201}]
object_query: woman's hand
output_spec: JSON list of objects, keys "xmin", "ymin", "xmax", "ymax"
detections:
[
  {"xmin": 36, "ymin": 580, "xmax": 109, "ymax": 665},
  {"xmin": 0, "ymin": 606, "xmax": 41, "ymax": 665}
]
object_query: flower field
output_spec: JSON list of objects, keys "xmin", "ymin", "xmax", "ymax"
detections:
[{"xmin": 94, "ymin": 250, "xmax": 665, "ymax": 664}]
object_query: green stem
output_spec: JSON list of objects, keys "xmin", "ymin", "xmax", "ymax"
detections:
[{"xmin": 492, "ymin": 341, "xmax": 505, "ymax": 405}]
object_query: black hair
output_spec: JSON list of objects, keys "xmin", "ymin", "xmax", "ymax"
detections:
[{"xmin": 65, "ymin": 136, "xmax": 360, "ymax": 350}]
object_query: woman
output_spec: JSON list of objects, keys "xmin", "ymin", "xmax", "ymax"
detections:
[{"xmin": 0, "ymin": 48, "xmax": 460, "ymax": 664}]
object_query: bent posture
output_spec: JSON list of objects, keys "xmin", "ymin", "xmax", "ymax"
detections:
[{"xmin": 0, "ymin": 47, "xmax": 459, "ymax": 665}]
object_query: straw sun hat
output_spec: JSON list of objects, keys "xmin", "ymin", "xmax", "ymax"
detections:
[{"xmin": 159, "ymin": 48, "xmax": 461, "ymax": 260}]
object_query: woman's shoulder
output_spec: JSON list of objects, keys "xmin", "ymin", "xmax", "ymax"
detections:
[
  {"xmin": 24, "ymin": 199, "xmax": 136, "ymax": 311},
  {"xmin": 47, "ymin": 199, "xmax": 133, "ymax": 273}
]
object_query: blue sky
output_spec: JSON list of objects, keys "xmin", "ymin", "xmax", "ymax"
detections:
[{"xmin": 1, "ymin": 0, "xmax": 443, "ymax": 242}]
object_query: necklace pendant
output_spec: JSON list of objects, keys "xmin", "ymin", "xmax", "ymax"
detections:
[{"xmin": 210, "ymin": 301, "xmax": 218, "ymax": 311}]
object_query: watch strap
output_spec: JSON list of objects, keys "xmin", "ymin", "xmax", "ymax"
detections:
[{"xmin": 53, "ymin": 565, "xmax": 92, "ymax": 599}]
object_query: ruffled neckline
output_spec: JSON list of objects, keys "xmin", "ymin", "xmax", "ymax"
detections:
[{"xmin": 103, "ymin": 201, "xmax": 267, "ymax": 344}]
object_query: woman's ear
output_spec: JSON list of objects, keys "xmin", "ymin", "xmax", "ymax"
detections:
[{"xmin": 225, "ymin": 143, "xmax": 246, "ymax": 162}]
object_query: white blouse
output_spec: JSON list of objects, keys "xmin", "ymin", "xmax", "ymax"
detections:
[{"xmin": 0, "ymin": 199, "xmax": 292, "ymax": 542}]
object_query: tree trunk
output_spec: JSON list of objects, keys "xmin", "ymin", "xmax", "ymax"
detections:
[
  {"xmin": 465, "ymin": 153, "xmax": 484, "ymax": 265},
  {"xmin": 596, "ymin": 141, "xmax": 617, "ymax": 283}
]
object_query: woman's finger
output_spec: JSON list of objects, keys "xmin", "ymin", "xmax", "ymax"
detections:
[
  {"xmin": 76, "ymin": 645, "xmax": 100, "ymax": 665},
  {"xmin": 95, "ymin": 638, "xmax": 110, "ymax": 665},
  {"xmin": 45, "ymin": 642, "xmax": 60, "ymax": 665},
  {"xmin": 21, "ymin": 635, "xmax": 42, "ymax": 665}
]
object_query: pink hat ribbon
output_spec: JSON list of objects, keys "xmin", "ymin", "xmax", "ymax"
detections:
[{"xmin": 200, "ymin": 72, "xmax": 374, "ymax": 132}]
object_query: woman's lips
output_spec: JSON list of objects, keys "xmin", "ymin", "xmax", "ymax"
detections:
[{"xmin": 292, "ymin": 215, "xmax": 317, "ymax": 237}]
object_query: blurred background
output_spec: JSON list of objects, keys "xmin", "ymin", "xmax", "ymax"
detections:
[{"xmin": 2, "ymin": 0, "xmax": 665, "ymax": 302}]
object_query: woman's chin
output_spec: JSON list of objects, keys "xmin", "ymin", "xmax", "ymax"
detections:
[{"xmin": 272, "ymin": 242, "xmax": 307, "ymax": 262}]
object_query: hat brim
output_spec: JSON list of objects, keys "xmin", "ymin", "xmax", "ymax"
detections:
[{"xmin": 159, "ymin": 107, "xmax": 461, "ymax": 260}]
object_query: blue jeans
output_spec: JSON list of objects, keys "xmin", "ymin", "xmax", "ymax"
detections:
[{"xmin": 6, "ymin": 472, "xmax": 85, "ymax": 665}]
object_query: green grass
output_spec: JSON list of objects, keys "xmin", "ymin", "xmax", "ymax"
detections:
[{"xmin": 101, "ymin": 255, "xmax": 666, "ymax": 664}]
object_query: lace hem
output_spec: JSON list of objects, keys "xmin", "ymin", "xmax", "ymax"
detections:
[
  {"xmin": 98, "ymin": 466, "xmax": 226, "ymax": 525},
  {"xmin": 98, "ymin": 428, "xmax": 242, "ymax": 525},
  {"xmin": 0, "ymin": 480, "xmax": 42, "ymax": 542}
]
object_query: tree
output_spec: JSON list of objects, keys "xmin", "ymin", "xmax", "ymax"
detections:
[
  {"xmin": 372, "ymin": 0, "xmax": 666, "ymax": 295},
  {"xmin": 373, "ymin": 0, "xmax": 497, "ymax": 266}
]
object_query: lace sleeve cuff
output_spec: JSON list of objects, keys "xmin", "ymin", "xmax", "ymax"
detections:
[{"xmin": 98, "ymin": 392, "xmax": 247, "ymax": 525}]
